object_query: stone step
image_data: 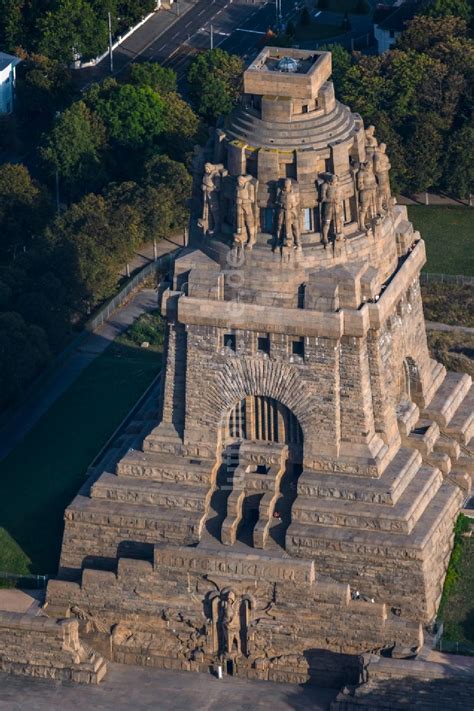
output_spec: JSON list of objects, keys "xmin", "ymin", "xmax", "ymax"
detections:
[
  {"xmin": 227, "ymin": 113, "xmax": 352, "ymax": 149},
  {"xmin": 232, "ymin": 101, "xmax": 348, "ymax": 134},
  {"xmin": 116, "ymin": 450, "xmax": 215, "ymax": 485},
  {"xmin": 297, "ymin": 448, "xmax": 422, "ymax": 505},
  {"xmin": 229, "ymin": 102, "xmax": 352, "ymax": 145},
  {"xmin": 291, "ymin": 464, "xmax": 442, "ymax": 534},
  {"xmin": 403, "ymin": 419, "xmax": 439, "ymax": 456},
  {"xmin": 90, "ymin": 472, "xmax": 211, "ymax": 512},
  {"xmin": 396, "ymin": 400, "xmax": 420, "ymax": 436},
  {"xmin": 445, "ymin": 383, "xmax": 474, "ymax": 445},
  {"xmin": 423, "ymin": 372, "xmax": 472, "ymax": 428},
  {"xmin": 286, "ymin": 480, "xmax": 461, "ymax": 556}
]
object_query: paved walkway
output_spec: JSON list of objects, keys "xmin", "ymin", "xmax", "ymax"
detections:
[
  {"xmin": 398, "ymin": 193, "xmax": 472, "ymax": 207},
  {"xmin": 0, "ymin": 664, "xmax": 338, "ymax": 710},
  {"xmin": 0, "ymin": 289, "xmax": 158, "ymax": 462},
  {"xmin": 0, "ymin": 590, "xmax": 42, "ymax": 615},
  {"xmin": 425, "ymin": 321, "xmax": 474, "ymax": 335}
]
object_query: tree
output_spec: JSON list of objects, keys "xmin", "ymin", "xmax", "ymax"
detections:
[
  {"xmin": 114, "ymin": 0, "xmax": 155, "ymax": 28},
  {"xmin": 299, "ymin": 7, "xmax": 311, "ymax": 26},
  {"xmin": 286, "ymin": 20, "xmax": 296, "ymax": 37},
  {"xmin": 397, "ymin": 14, "xmax": 468, "ymax": 53},
  {"xmin": 92, "ymin": 84, "xmax": 166, "ymax": 149},
  {"xmin": 422, "ymin": 0, "xmax": 472, "ymax": 23},
  {"xmin": 0, "ymin": 0, "xmax": 26, "ymax": 51},
  {"xmin": 44, "ymin": 193, "xmax": 141, "ymax": 310},
  {"xmin": 341, "ymin": 11, "xmax": 351, "ymax": 31},
  {"xmin": 354, "ymin": 0, "xmax": 367, "ymax": 14},
  {"xmin": 161, "ymin": 91, "xmax": 200, "ymax": 160},
  {"xmin": 187, "ymin": 49, "xmax": 243, "ymax": 122},
  {"xmin": 143, "ymin": 155, "xmax": 192, "ymax": 226},
  {"xmin": 406, "ymin": 116, "xmax": 443, "ymax": 193},
  {"xmin": 443, "ymin": 123, "xmax": 474, "ymax": 198},
  {"xmin": 0, "ymin": 312, "xmax": 50, "ymax": 409},
  {"xmin": 15, "ymin": 53, "xmax": 74, "ymax": 132},
  {"xmin": 39, "ymin": 101, "xmax": 107, "ymax": 200},
  {"xmin": 0, "ymin": 164, "xmax": 50, "ymax": 259},
  {"xmin": 38, "ymin": 0, "xmax": 108, "ymax": 64},
  {"xmin": 320, "ymin": 44, "xmax": 351, "ymax": 94},
  {"xmin": 129, "ymin": 62, "xmax": 177, "ymax": 94}
]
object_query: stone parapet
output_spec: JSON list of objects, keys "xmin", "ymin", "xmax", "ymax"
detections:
[{"xmin": 0, "ymin": 611, "xmax": 107, "ymax": 684}]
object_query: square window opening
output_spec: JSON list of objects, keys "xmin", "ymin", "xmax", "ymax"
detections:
[
  {"xmin": 292, "ymin": 339, "xmax": 304, "ymax": 358},
  {"xmin": 258, "ymin": 336, "xmax": 270, "ymax": 354},
  {"xmin": 224, "ymin": 333, "xmax": 236, "ymax": 351}
]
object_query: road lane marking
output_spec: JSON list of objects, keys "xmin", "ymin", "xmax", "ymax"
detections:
[{"xmin": 235, "ymin": 28, "xmax": 266, "ymax": 34}]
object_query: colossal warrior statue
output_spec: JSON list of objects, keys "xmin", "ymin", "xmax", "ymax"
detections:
[
  {"xmin": 357, "ymin": 160, "xmax": 378, "ymax": 229},
  {"xmin": 199, "ymin": 162, "xmax": 225, "ymax": 235},
  {"xmin": 365, "ymin": 124, "xmax": 378, "ymax": 159},
  {"xmin": 43, "ymin": 50, "xmax": 472, "ymax": 690},
  {"xmin": 321, "ymin": 173, "xmax": 344, "ymax": 245},
  {"xmin": 234, "ymin": 174, "xmax": 258, "ymax": 249},
  {"xmin": 274, "ymin": 178, "xmax": 302, "ymax": 250},
  {"xmin": 374, "ymin": 142, "xmax": 392, "ymax": 213}
]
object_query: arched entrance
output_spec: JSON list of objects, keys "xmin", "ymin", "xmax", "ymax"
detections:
[
  {"xmin": 207, "ymin": 397, "xmax": 303, "ymax": 550},
  {"xmin": 226, "ymin": 395, "xmax": 303, "ymax": 449}
]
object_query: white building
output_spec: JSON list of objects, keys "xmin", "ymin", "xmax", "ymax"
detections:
[
  {"xmin": 373, "ymin": 2, "xmax": 417, "ymax": 54},
  {"xmin": 0, "ymin": 52, "xmax": 21, "ymax": 114}
]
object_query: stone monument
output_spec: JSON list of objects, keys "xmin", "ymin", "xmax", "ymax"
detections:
[{"xmin": 44, "ymin": 49, "xmax": 473, "ymax": 686}]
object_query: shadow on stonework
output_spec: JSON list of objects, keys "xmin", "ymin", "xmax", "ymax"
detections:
[{"xmin": 327, "ymin": 672, "xmax": 474, "ymax": 710}]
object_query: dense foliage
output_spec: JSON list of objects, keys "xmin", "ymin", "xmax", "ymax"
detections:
[
  {"xmin": 186, "ymin": 49, "xmax": 244, "ymax": 123},
  {"xmin": 0, "ymin": 0, "xmax": 155, "ymax": 63},
  {"xmin": 326, "ymin": 12, "xmax": 474, "ymax": 196},
  {"xmin": 0, "ymin": 60, "xmax": 197, "ymax": 411}
]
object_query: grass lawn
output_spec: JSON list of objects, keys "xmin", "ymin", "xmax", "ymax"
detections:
[
  {"xmin": 408, "ymin": 206, "xmax": 474, "ymax": 276},
  {"xmin": 439, "ymin": 519, "xmax": 474, "ymax": 648},
  {"xmin": 422, "ymin": 283, "xmax": 474, "ymax": 328},
  {"xmin": 0, "ymin": 339, "xmax": 162, "ymax": 577}
]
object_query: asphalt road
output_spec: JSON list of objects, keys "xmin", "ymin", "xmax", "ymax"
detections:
[{"xmin": 78, "ymin": 0, "xmax": 308, "ymax": 88}]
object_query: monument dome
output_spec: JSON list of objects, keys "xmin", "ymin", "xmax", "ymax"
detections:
[{"xmin": 46, "ymin": 49, "xmax": 473, "ymax": 686}]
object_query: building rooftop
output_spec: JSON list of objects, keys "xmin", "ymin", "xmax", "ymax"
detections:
[
  {"xmin": 244, "ymin": 47, "xmax": 332, "ymax": 100},
  {"xmin": 0, "ymin": 51, "xmax": 21, "ymax": 72},
  {"xmin": 374, "ymin": 1, "xmax": 418, "ymax": 31}
]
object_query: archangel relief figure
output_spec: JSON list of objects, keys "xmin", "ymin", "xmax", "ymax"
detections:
[
  {"xmin": 274, "ymin": 178, "xmax": 301, "ymax": 251},
  {"xmin": 221, "ymin": 590, "xmax": 241, "ymax": 655},
  {"xmin": 374, "ymin": 143, "xmax": 392, "ymax": 214},
  {"xmin": 234, "ymin": 174, "xmax": 258, "ymax": 249},
  {"xmin": 357, "ymin": 161, "xmax": 378, "ymax": 229},
  {"xmin": 320, "ymin": 173, "xmax": 344, "ymax": 246},
  {"xmin": 199, "ymin": 162, "xmax": 225, "ymax": 235}
]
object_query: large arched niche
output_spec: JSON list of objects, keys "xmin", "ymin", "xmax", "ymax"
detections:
[{"xmin": 224, "ymin": 395, "xmax": 303, "ymax": 460}]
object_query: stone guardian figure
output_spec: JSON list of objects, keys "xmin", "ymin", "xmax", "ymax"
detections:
[
  {"xmin": 320, "ymin": 174, "xmax": 344, "ymax": 246},
  {"xmin": 365, "ymin": 125, "xmax": 378, "ymax": 161},
  {"xmin": 357, "ymin": 161, "xmax": 378, "ymax": 230},
  {"xmin": 374, "ymin": 143, "xmax": 392, "ymax": 214},
  {"xmin": 199, "ymin": 162, "xmax": 225, "ymax": 235},
  {"xmin": 234, "ymin": 174, "xmax": 258, "ymax": 249},
  {"xmin": 274, "ymin": 178, "xmax": 301, "ymax": 251}
]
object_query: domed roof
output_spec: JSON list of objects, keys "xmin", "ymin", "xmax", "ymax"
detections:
[{"xmin": 277, "ymin": 56, "xmax": 299, "ymax": 73}]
